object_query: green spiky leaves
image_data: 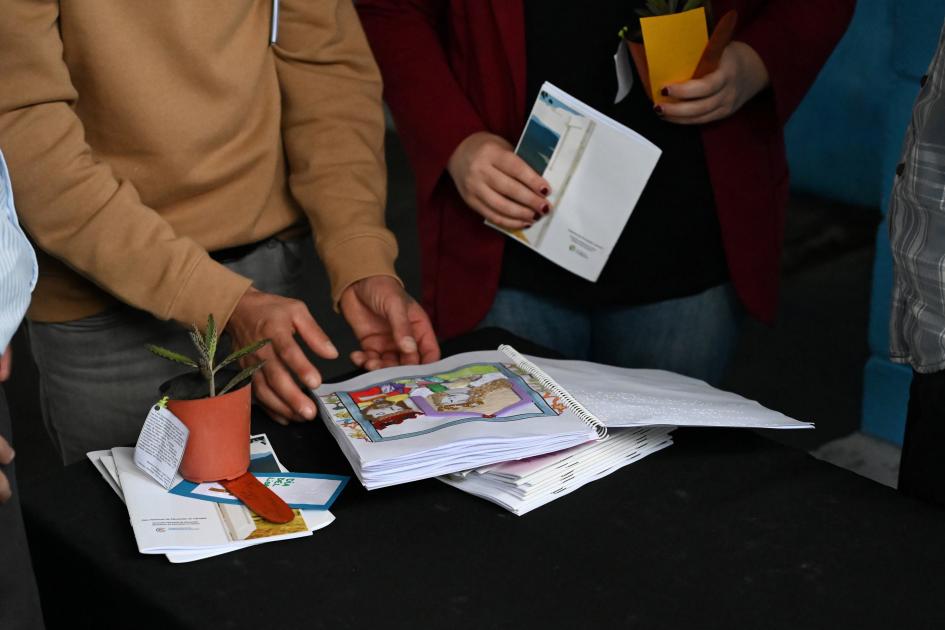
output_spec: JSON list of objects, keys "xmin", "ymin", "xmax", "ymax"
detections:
[
  {"xmin": 636, "ymin": 0, "xmax": 705, "ymax": 17},
  {"xmin": 145, "ymin": 344, "xmax": 199, "ymax": 368},
  {"xmin": 145, "ymin": 314, "xmax": 271, "ymax": 398}
]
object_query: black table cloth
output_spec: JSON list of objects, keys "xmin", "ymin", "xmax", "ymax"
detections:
[{"xmin": 21, "ymin": 329, "xmax": 945, "ymax": 629}]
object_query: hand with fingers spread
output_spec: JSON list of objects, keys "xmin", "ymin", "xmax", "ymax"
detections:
[
  {"xmin": 654, "ymin": 41, "xmax": 769, "ymax": 126},
  {"xmin": 447, "ymin": 131, "xmax": 552, "ymax": 230},
  {"xmin": 340, "ymin": 275, "xmax": 440, "ymax": 371},
  {"xmin": 226, "ymin": 288, "xmax": 339, "ymax": 425}
]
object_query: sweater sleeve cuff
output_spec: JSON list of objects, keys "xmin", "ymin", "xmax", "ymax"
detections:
[
  {"xmin": 321, "ymin": 233, "xmax": 401, "ymax": 310},
  {"xmin": 164, "ymin": 255, "xmax": 253, "ymax": 330}
]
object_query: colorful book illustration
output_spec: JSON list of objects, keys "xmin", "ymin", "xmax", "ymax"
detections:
[
  {"xmin": 314, "ymin": 346, "xmax": 811, "ymax": 491},
  {"xmin": 488, "ymin": 82, "xmax": 662, "ymax": 283}
]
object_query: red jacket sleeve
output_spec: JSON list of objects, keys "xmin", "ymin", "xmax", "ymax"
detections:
[
  {"xmin": 735, "ymin": 0, "xmax": 856, "ymax": 125},
  {"xmin": 357, "ymin": 0, "xmax": 487, "ymax": 201}
]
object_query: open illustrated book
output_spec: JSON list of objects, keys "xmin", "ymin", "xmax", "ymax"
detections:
[
  {"xmin": 488, "ymin": 82, "xmax": 662, "ymax": 281},
  {"xmin": 314, "ymin": 346, "xmax": 810, "ymax": 491}
]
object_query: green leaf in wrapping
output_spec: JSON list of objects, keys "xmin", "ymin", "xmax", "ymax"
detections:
[
  {"xmin": 189, "ymin": 327, "xmax": 210, "ymax": 365},
  {"xmin": 145, "ymin": 344, "xmax": 198, "ymax": 368},
  {"xmin": 204, "ymin": 314, "xmax": 218, "ymax": 364},
  {"xmin": 219, "ymin": 361, "xmax": 266, "ymax": 396},
  {"xmin": 682, "ymin": 0, "xmax": 704, "ymax": 11},
  {"xmin": 215, "ymin": 338, "xmax": 272, "ymax": 373},
  {"xmin": 647, "ymin": 0, "xmax": 670, "ymax": 15},
  {"xmin": 668, "ymin": 0, "xmax": 679, "ymax": 13}
]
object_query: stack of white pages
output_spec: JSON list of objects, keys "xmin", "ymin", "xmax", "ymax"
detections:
[
  {"xmin": 314, "ymin": 346, "xmax": 810, "ymax": 491},
  {"xmin": 441, "ymin": 426, "xmax": 674, "ymax": 515},
  {"xmin": 87, "ymin": 434, "xmax": 334, "ymax": 563}
]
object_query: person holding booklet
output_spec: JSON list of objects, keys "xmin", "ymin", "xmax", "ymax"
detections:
[{"xmin": 358, "ymin": 0, "xmax": 853, "ymax": 384}]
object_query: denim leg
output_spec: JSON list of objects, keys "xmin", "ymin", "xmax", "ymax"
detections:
[
  {"xmin": 590, "ymin": 284, "xmax": 743, "ymax": 385},
  {"xmin": 478, "ymin": 288, "xmax": 592, "ymax": 360},
  {"xmin": 28, "ymin": 236, "xmax": 311, "ymax": 465}
]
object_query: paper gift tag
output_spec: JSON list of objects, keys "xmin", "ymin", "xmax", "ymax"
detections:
[{"xmin": 134, "ymin": 402, "xmax": 189, "ymax": 490}]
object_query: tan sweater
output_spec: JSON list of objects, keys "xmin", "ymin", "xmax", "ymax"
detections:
[{"xmin": 0, "ymin": 0, "xmax": 396, "ymax": 328}]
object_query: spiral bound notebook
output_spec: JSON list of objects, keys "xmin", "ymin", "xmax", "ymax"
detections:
[{"xmin": 314, "ymin": 347, "xmax": 810, "ymax": 490}]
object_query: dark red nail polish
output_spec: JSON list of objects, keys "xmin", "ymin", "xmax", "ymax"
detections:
[
  {"xmin": 541, "ymin": 204, "xmax": 550, "ymax": 214},
  {"xmin": 654, "ymin": 104, "xmax": 664, "ymax": 115},
  {"xmin": 660, "ymin": 87, "xmax": 669, "ymax": 97},
  {"xmin": 533, "ymin": 212, "xmax": 542, "ymax": 221},
  {"xmin": 540, "ymin": 186, "xmax": 549, "ymax": 196}
]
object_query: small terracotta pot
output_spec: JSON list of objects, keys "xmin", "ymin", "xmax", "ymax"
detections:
[{"xmin": 168, "ymin": 383, "xmax": 251, "ymax": 483}]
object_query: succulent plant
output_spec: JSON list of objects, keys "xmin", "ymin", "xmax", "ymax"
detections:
[
  {"xmin": 622, "ymin": 0, "xmax": 710, "ymax": 42},
  {"xmin": 636, "ymin": 0, "xmax": 706, "ymax": 17},
  {"xmin": 146, "ymin": 314, "xmax": 270, "ymax": 398}
]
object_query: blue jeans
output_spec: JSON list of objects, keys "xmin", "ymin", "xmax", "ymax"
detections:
[{"xmin": 479, "ymin": 284, "xmax": 743, "ymax": 386}]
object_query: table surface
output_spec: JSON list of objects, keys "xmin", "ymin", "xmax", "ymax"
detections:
[{"xmin": 22, "ymin": 329, "xmax": 945, "ymax": 629}]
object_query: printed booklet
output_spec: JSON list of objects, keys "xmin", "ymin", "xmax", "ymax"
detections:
[
  {"xmin": 489, "ymin": 82, "xmax": 662, "ymax": 281},
  {"xmin": 314, "ymin": 346, "xmax": 810, "ymax": 490}
]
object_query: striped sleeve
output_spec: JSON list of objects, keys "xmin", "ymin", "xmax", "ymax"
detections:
[{"xmin": 0, "ymin": 148, "xmax": 37, "ymax": 351}]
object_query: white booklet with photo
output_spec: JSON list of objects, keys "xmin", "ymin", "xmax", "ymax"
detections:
[
  {"xmin": 314, "ymin": 346, "xmax": 810, "ymax": 491},
  {"xmin": 489, "ymin": 81, "xmax": 662, "ymax": 281}
]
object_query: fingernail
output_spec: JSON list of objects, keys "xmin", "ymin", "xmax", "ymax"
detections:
[
  {"xmin": 660, "ymin": 87, "xmax": 669, "ymax": 97},
  {"xmin": 305, "ymin": 375, "xmax": 320, "ymax": 389},
  {"xmin": 540, "ymin": 186, "xmax": 549, "ymax": 196},
  {"xmin": 325, "ymin": 341, "xmax": 338, "ymax": 356},
  {"xmin": 541, "ymin": 204, "xmax": 550, "ymax": 215},
  {"xmin": 653, "ymin": 104, "xmax": 664, "ymax": 115},
  {"xmin": 533, "ymin": 212, "xmax": 541, "ymax": 221},
  {"xmin": 300, "ymin": 405, "xmax": 316, "ymax": 419},
  {"xmin": 401, "ymin": 336, "xmax": 418, "ymax": 353}
]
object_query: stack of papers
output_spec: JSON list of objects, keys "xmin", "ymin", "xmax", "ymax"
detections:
[
  {"xmin": 314, "ymin": 347, "xmax": 810, "ymax": 492},
  {"xmin": 440, "ymin": 427, "xmax": 673, "ymax": 515},
  {"xmin": 314, "ymin": 352, "xmax": 601, "ymax": 489},
  {"xmin": 87, "ymin": 434, "xmax": 335, "ymax": 563}
]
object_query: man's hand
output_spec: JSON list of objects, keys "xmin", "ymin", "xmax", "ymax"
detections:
[
  {"xmin": 0, "ymin": 346, "xmax": 11, "ymax": 382},
  {"xmin": 655, "ymin": 42, "xmax": 769, "ymax": 125},
  {"xmin": 447, "ymin": 131, "xmax": 551, "ymax": 230},
  {"xmin": 0, "ymin": 435, "xmax": 14, "ymax": 503},
  {"xmin": 226, "ymin": 289, "xmax": 339, "ymax": 425},
  {"xmin": 340, "ymin": 276, "xmax": 440, "ymax": 371}
]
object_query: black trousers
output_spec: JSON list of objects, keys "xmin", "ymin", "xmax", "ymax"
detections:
[
  {"xmin": 898, "ymin": 369, "xmax": 945, "ymax": 506},
  {"xmin": 0, "ymin": 387, "xmax": 44, "ymax": 630}
]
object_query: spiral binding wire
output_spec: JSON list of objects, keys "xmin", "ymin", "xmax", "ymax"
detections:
[{"xmin": 499, "ymin": 344, "xmax": 608, "ymax": 440}]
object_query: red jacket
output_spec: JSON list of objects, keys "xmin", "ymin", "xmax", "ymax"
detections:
[{"xmin": 358, "ymin": 0, "xmax": 855, "ymax": 340}]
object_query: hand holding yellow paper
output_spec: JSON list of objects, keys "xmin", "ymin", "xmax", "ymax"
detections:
[{"xmin": 640, "ymin": 8, "xmax": 709, "ymax": 104}]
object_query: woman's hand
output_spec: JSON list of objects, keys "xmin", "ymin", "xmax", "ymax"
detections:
[
  {"xmin": 655, "ymin": 41, "xmax": 769, "ymax": 125},
  {"xmin": 446, "ymin": 131, "xmax": 551, "ymax": 230}
]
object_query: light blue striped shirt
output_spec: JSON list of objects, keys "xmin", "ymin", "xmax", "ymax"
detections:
[{"xmin": 0, "ymin": 148, "xmax": 37, "ymax": 351}]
